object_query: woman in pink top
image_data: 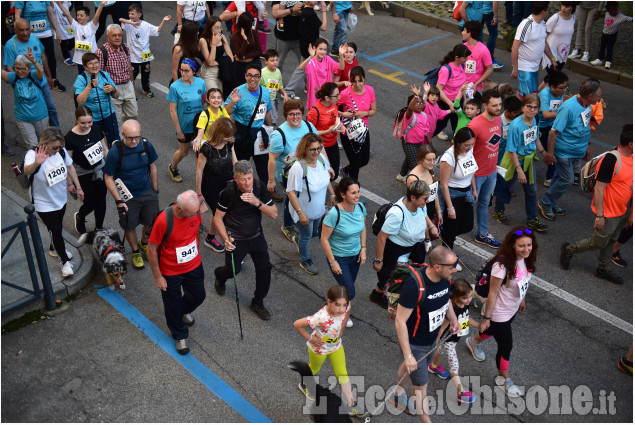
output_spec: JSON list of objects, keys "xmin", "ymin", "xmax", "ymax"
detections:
[
  {"xmin": 436, "ymin": 44, "xmax": 470, "ymax": 140},
  {"xmin": 338, "ymin": 66, "xmax": 376, "ymax": 180},
  {"xmin": 466, "ymin": 226, "xmax": 538, "ymax": 399},
  {"xmin": 299, "ymin": 38, "xmax": 346, "ymax": 110}
]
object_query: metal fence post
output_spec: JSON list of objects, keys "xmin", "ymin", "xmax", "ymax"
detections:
[{"xmin": 24, "ymin": 204, "xmax": 56, "ymax": 311}]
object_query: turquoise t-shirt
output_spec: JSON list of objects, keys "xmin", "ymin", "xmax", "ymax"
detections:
[
  {"xmin": 14, "ymin": 2, "xmax": 51, "ymax": 36},
  {"xmin": 167, "ymin": 77, "xmax": 206, "ymax": 134},
  {"xmin": 3, "ymin": 35, "xmax": 48, "ymax": 84},
  {"xmin": 538, "ymin": 86, "xmax": 564, "ymax": 129},
  {"xmin": 381, "ymin": 198, "xmax": 428, "ymax": 247},
  {"xmin": 506, "ymin": 115, "xmax": 538, "ymax": 158},
  {"xmin": 482, "ymin": 1, "xmax": 494, "ymax": 14},
  {"xmin": 269, "ymin": 120, "xmax": 317, "ymax": 181},
  {"xmin": 73, "ymin": 71, "xmax": 116, "ymax": 121},
  {"xmin": 323, "ymin": 203, "xmax": 367, "ymax": 257},
  {"xmin": 7, "ymin": 70, "xmax": 47, "ymax": 122},
  {"xmin": 223, "ymin": 83, "xmax": 272, "ymax": 127},
  {"xmin": 552, "ymin": 96, "xmax": 592, "ymax": 159},
  {"xmin": 460, "ymin": 1, "xmax": 484, "ymax": 26}
]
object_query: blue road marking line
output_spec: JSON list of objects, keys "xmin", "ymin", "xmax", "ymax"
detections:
[
  {"xmin": 366, "ymin": 34, "xmax": 451, "ymax": 60},
  {"xmin": 357, "ymin": 52, "xmax": 427, "ymax": 80},
  {"xmin": 97, "ymin": 288, "xmax": 272, "ymax": 423}
]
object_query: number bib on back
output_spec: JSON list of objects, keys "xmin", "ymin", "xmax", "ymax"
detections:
[{"xmin": 114, "ymin": 178, "xmax": 133, "ymax": 201}]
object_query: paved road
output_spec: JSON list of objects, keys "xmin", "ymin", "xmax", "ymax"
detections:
[{"xmin": 2, "ymin": 3, "xmax": 632, "ymax": 423}]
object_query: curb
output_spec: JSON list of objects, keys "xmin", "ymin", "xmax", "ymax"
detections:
[{"xmin": 387, "ymin": 2, "xmax": 632, "ymax": 88}]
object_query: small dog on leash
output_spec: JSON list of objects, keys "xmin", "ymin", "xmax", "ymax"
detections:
[
  {"xmin": 87, "ymin": 228, "xmax": 127, "ymax": 290},
  {"xmin": 288, "ymin": 361, "xmax": 352, "ymax": 423}
]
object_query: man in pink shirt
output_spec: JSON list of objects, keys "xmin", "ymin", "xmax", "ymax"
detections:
[
  {"xmin": 468, "ymin": 89, "xmax": 503, "ymax": 248},
  {"xmin": 462, "ymin": 20, "xmax": 494, "ymax": 100}
]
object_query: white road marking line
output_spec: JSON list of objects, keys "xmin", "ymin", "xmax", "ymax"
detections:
[
  {"xmin": 150, "ymin": 82, "xmax": 170, "ymax": 95},
  {"xmin": 362, "ymin": 188, "xmax": 633, "ymax": 335}
]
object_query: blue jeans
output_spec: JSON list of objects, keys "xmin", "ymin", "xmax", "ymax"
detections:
[
  {"xmin": 540, "ymin": 157, "xmax": 578, "ymax": 209},
  {"xmin": 297, "ymin": 218, "xmax": 319, "ymax": 261},
  {"xmin": 41, "ymin": 83, "xmax": 59, "ymax": 128},
  {"xmin": 474, "ymin": 171, "xmax": 497, "ymax": 236},
  {"xmin": 330, "ymin": 254, "xmax": 361, "ymax": 300},
  {"xmin": 284, "ymin": 195, "xmax": 294, "ymax": 227},
  {"xmin": 482, "ymin": 12, "xmax": 499, "ymax": 61},
  {"xmin": 332, "ymin": 8, "xmax": 350, "ymax": 51},
  {"xmin": 494, "ymin": 166, "xmax": 537, "ymax": 221},
  {"xmin": 513, "ymin": 1, "xmax": 533, "ymax": 28}
]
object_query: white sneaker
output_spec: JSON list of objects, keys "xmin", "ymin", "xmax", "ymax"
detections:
[
  {"xmin": 395, "ymin": 174, "xmax": 406, "ymax": 183},
  {"xmin": 436, "ymin": 131, "xmax": 450, "ymax": 141},
  {"xmin": 495, "ymin": 375, "xmax": 524, "ymax": 398},
  {"xmin": 456, "ymin": 262, "xmax": 463, "ymax": 272},
  {"xmin": 590, "ymin": 59, "xmax": 603, "ymax": 66},
  {"xmin": 569, "ymin": 48, "xmax": 581, "ymax": 59},
  {"xmin": 346, "ymin": 318, "xmax": 353, "ymax": 328},
  {"xmin": 49, "ymin": 246, "xmax": 73, "ymax": 260},
  {"xmin": 580, "ymin": 51, "xmax": 590, "ymax": 62},
  {"xmin": 605, "ymin": 61, "xmax": 612, "ymax": 69},
  {"xmin": 61, "ymin": 261, "xmax": 74, "ymax": 278}
]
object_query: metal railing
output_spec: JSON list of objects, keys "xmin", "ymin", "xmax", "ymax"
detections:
[{"xmin": 2, "ymin": 204, "xmax": 56, "ymax": 314}]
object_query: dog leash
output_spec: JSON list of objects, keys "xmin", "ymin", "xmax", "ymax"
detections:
[{"xmin": 364, "ymin": 331, "xmax": 454, "ymax": 422}]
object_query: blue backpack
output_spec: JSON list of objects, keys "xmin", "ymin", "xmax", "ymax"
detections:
[{"xmin": 423, "ymin": 63, "xmax": 464, "ymax": 87}]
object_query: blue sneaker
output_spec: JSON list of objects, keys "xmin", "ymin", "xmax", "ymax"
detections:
[
  {"xmin": 492, "ymin": 60, "xmax": 504, "ymax": 70},
  {"xmin": 458, "ymin": 389, "xmax": 478, "ymax": 403},
  {"xmin": 64, "ymin": 57, "xmax": 74, "ymax": 66},
  {"xmin": 428, "ymin": 363, "xmax": 450, "ymax": 379},
  {"xmin": 538, "ymin": 201, "xmax": 555, "ymax": 221},
  {"xmin": 474, "ymin": 233, "xmax": 501, "ymax": 249}
]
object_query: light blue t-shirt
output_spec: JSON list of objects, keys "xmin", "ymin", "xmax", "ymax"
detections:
[
  {"xmin": 552, "ymin": 96, "xmax": 592, "ymax": 159},
  {"xmin": 460, "ymin": 1, "xmax": 484, "ymax": 26},
  {"xmin": 506, "ymin": 115, "xmax": 538, "ymax": 158},
  {"xmin": 538, "ymin": 86, "xmax": 564, "ymax": 128},
  {"xmin": 323, "ymin": 203, "xmax": 367, "ymax": 257},
  {"xmin": 381, "ymin": 198, "xmax": 428, "ymax": 247},
  {"xmin": 14, "ymin": 2, "xmax": 51, "ymax": 36},
  {"xmin": 224, "ymin": 83, "xmax": 272, "ymax": 127},
  {"xmin": 74, "ymin": 71, "xmax": 116, "ymax": 121},
  {"xmin": 7, "ymin": 70, "xmax": 47, "ymax": 122},
  {"xmin": 3, "ymin": 35, "xmax": 48, "ymax": 84},
  {"xmin": 269, "ymin": 120, "xmax": 317, "ymax": 181},
  {"xmin": 481, "ymin": 1, "xmax": 494, "ymax": 14},
  {"xmin": 167, "ymin": 77, "xmax": 206, "ymax": 134},
  {"xmin": 334, "ymin": 1, "xmax": 352, "ymax": 14}
]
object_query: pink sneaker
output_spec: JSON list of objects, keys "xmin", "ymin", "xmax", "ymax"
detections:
[{"xmin": 458, "ymin": 389, "xmax": 477, "ymax": 403}]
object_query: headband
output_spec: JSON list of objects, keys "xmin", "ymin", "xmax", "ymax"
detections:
[{"xmin": 182, "ymin": 58, "xmax": 198, "ymax": 73}]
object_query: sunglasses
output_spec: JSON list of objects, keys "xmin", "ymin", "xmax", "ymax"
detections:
[
  {"xmin": 438, "ymin": 260, "xmax": 459, "ymax": 268},
  {"xmin": 514, "ymin": 229, "xmax": 533, "ymax": 236}
]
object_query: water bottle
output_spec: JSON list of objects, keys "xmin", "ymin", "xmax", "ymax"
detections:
[{"xmin": 12, "ymin": 162, "xmax": 30, "ymax": 189}]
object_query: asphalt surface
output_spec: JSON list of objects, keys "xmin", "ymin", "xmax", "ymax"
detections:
[{"xmin": 1, "ymin": 3, "xmax": 633, "ymax": 423}]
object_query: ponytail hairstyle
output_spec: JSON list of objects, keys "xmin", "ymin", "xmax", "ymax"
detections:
[
  {"xmin": 74, "ymin": 105, "xmax": 93, "ymax": 124},
  {"xmin": 452, "ymin": 127, "xmax": 475, "ymax": 172},
  {"xmin": 333, "ymin": 177, "xmax": 360, "ymax": 203},
  {"xmin": 441, "ymin": 44, "xmax": 471, "ymax": 65},
  {"xmin": 325, "ymin": 285, "xmax": 350, "ymax": 307},
  {"xmin": 316, "ymin": 81, "xmax": 338, "ymax": 101}
]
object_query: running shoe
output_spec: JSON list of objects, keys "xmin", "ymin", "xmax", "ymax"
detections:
[
  {"xmin": 569, "ymin": 48, "xmax": 581, "ymax": 59},
  {"xmin": 346, "ymin": 318, "xmax": 353, "ymax": 328},
  {"xmin": 298, "ymin": 382, "xmax": 315, "ymax": 401},
  {"xmin": 132, "ymin": 251, "xmax": 144, "ymax": 269},
  {"xmin": 428, "ymin": 363, "xmax": 450, "ymax": 379},
  {"xmin": 74, "ymin": 212, "xmax": 87, "ymax": 235},
  {"xmin": 580, "ymin": 51, "xmax": 590, "ymax": 62},
  {"xmin": 348, "ymin": 403, "xmax": 365, "ymax": 417},
  {"xmin": 288, "ymin": 94, "xmax": 301, "ymax": 100},
  {"xmin": 492, "ymin": 210, "xmax": 510, "ymax": 225},
  {"xmin": 458, "ymin": 389, "xmax": 478, "ymax": 403},
  {"xmin": 49, "ymin": 245, "xmax": 73, "ymax": 260},
  {"xmin": 396, "ymin": 174, "xmax": 406, "ymax": 183},
  {"xmin": 53, "ymin": 79, "xmax": 66, "ymax": 92},
  {"xmin": 492, "ymin": 60, "xmax": 504, "ymax": 70},
  {"xmin": 553, "ymin": 206, "xmax": 566, "ymax": 216},
  {"xmin": 526, "ymin": 218, "xmax": 547, "ymax": 233},
  {"xmin": 138, "ymin": 239, "xmax": 148, "ymax": 258},
  {"xmin": 538, "ymin": 201, "xmax": 555, "ymax": 221},
  {"xmin": 64, "ymin": 57, "xmax": 74, "ymax": 66},
  {"xmin": 182, "ymin": 313, "xmax": 195, "ymax": 326},
  {"xmin": 436, "ymin": 131, "xmax": 450, "ymax": 141},
  {"xmin": 474, "ymin": 233, "xmax": 501, "ymax": 249},
  {"xmin": 291, "ymin": 234, "xmax": 300, "ymax": 253},
  {"xmin": 605, "ymin": 61, "xmax": 612, "ymax": 69},
  {"xmin": 176, "ymin": 339, "xmax": 189, "ymax": 355},
  {"xmin": 618, "ymin": 355, "xmax": 633, "ymax": 376},
  {"xmin": 466, "ymin": 336, "xmax": 486, "ymax": 362},
  {"xmin": 61, "ymin": 260, "xmax": 74, "ymax": 278},
  {"xmin": 250, "ymin": 302, "xmax": 271, "ymax": 320},
  {"xmin": 281, "ymin": 225, "xmax": 296, "ymax": 242},
  {"xmin": 214, "ymin": 278, "xmax": 226, "ymax": 296},
  {"xmin": 590, "ymin": 58, "xmax": 603, "ymax": 66},
  {"xmin": 369, "ymin": 289, "xmax": 388, "ymax": 309},
  {"xmin": 204, "ymin": 234, "xmax": 225, "ymax": 252},
  {"xmin": 595, "ymin": 267, "xmax": 623, "ymax": 284},
  {"xmin": 611, "ymin": 251, "xmax": 627, "ymax": 267},
  {"xmin": 495, "ymin": 375, "xmax": 524, "ymax": 397},
  {"xmin": 300, "ymin": 259, "xmax": 318, "ymax": 275},
  {"xmin": 543, "ymin": 178, "xmax": 551, "ymax": 187},
  {"xmin": 168, "ymin": 164, "xmax": 182, "ymax": 183},
  {"xmin": 143, "ymin": 90, "xmax": 155, "ymax": 98}
]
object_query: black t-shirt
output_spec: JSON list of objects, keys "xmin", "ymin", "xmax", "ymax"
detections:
[
  {"xmin": 398, "ymin": 266, "xmax": 451, "ymax": 346},
  {"xmin": 298, "ymin": 6, "xmax": 322, "ymax": 58},
  {"xmin": 216, "ymin": 179, "xmax": 273, "ymax": 240},
  {"xmin": 596, "ymin": 150, "xmax": 619, "ymax": 183},
  {"xmin": 64, "ymin": 127, "xmax": 105, "ymax": 170},
  {"xmin": 446, "ymin": 301, "xmax": 469, "ymax": 343},
  {"xmin": 272, "ymin": 1, "xmax": 301, "ymax": 41}
]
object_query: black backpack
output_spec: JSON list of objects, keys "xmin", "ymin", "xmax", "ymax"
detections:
[
  {"xmin": 372, "ymin": 202, "xmax": 405, "ymax": 236},
  {"xmin": 275, "ymin": 120, "xmax": 313, "ymax": 149},
  {"xmin": 73, "ymin": 70, "xmax": 108, "ymax": 108},
  {"xmin": 317, "ymin": 203, "xmax": 366, "ymax": 238},
  {"xmin": 99, "ymin": 43, "xmax": 129, "ymax": 70},
  {"xmin": 11, "ymin": 73, "xmax": 43, "ymax": 92},
  {"xmin": 193, "ymin": 105, "xmax": 228, "ymax": 138},
  {"xmin": 112, "ymin": 138, "xmax": 152, "ymax": 177},
  {"xmin": 474, "ymin": 256, "xmax": 510, "ymax": 298}
]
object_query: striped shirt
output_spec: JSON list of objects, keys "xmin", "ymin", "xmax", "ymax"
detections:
[
  {"xmin": 96, "ymin": 42, "xmax": 132, "ymax": 85},
  {"xmin": 514, "ymin": 16, "xmax": 547, "ymax": 72},
  {"xmin": 603, "ymin": 12, "xmax": 632, "ymax": 35}
]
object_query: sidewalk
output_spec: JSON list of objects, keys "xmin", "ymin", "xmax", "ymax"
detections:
[{"xmin": 1, "ymin": 187, "xmax": 95, "ymax": 326}]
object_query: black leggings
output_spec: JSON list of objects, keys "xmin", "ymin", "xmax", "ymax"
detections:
[
  {"xmin": 38, "ymin": 204, "xmax": 69, "ymax": 263},
  {"xmin": 77, "ymin": 174, "xmax": 108, "ymax": 229},
  {"xmin": 40, "ymin": 36, "xmax": 57, "ymax": 79},
  {"xmin": 376, "ymin": 238, "xmax": 415, "ymax": 290},
  {"xmin": 324, "ymin": 143, "xmax": 340, "ymax": 181},
  {"xmin": 479, "ymin": 314, "xmax": 516, "ymax": 371},
  {"xmin": 435, "ymin": 101, "xmax": 458, "ymax": 136},
  {"xmin": 59, "ymin": 38, "xmax": 74, "ymax": 61},
  {"xmin": 617, "ymin": 224, "xmax": 632, "ymax": 245},
  {"xmin": 341, "ymin": 131, "xmax": 370, "ymax": 180},
  {"xmin": 441, "ymin": 195, "xmax": 474, "ymax": 249},
  {"xmin": 132, "ymin": 62, "xmax": 151, "ymax": 92},
  {"xmin": 95, "ymin": 4, "xmax": 122, "ymax": 43}
]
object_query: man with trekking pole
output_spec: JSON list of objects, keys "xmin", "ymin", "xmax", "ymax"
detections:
[{"xmin": 213, "ymin": 160, "xmax": 278, "ymax": 322}]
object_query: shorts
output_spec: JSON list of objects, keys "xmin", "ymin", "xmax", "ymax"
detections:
[
  {"xmin": 119, "ymin": 188, "xmax": 159, "ymax": 230},
  {"xmin": 178, "ymin": 132, "xmax": 196, "ymax": 144},
  {"xmin": 408, "ymin": 342, "xmax": 435, "ymax": 386},
  {"xmin": 517, "ymin": 70, "xmax": 539, "ymax": 96}
]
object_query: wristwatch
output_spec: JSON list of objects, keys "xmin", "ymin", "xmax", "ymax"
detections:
[{"xmin": 373, "ymin": 259, "xmax": 383, "ymax": 265}]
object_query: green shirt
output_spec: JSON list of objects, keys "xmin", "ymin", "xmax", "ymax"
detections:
[
  {"xmin": 453, "ymin": 97, "xmax": 472, "ymax": 135},
  {"xmin": 260, "ymin": 67, "xmax": 283, "ymax": 101}
]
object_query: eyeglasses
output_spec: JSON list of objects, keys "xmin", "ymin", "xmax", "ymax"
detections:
[
  {"xmin": 288, "ymin": 112, "xmax": 303, "ymax": 117},
  {"xmin": 524, "ymin": 105, "xmax": 539, "ymax": 110},
  {"xmin": 308, "ymin": 146, "xmax": 323, "ymax": 152},
  {"xmin": 180, "ymin": 68, "xmax": 193, "ymax": 73},
  {"xmin": 513, "ymin": 229, "xmax": 533, "ymax": 236},
  {"xmin": 438, "ymin": 260, "xmax": 459, "ymax": 268},
  {"xmin": 327, "ymin": 94, "xmax": 340, "ymax": 98},
  {"xmin": 124, "ymin": 135, "xmax": 141, "ymax": 142},
  {"xmin": 245, "ymin": 74, "xmax": 261, "ymax": 79},
  {"xmin": 555, "ymin": 85, "xmax": 568, "ymax": 90},
  {"xmin": 14, "ymin": 67, "xmax": 28, "ymax": 71}
]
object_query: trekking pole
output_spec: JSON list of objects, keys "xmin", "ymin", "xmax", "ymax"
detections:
[
  {"xmin": 228, "ymin": 231, "xmax": 244, "ymax": 340},
  {"xmin": 364, "ymin": 331, "xmax": 454, "ymax": 422}
]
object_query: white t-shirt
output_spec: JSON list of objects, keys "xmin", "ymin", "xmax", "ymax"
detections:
[
  {"xmin": 542, "ymin": 13, "xmax": 575, "ymax": 68},
  {"xmin": 515, "ymin": 16, "xmax": 547, "ymax": 72},
  {"xmin": 286, "ymin": 154, "xmax": 331, "ymax": 221},
  {"xmin": 178, "ymin": 1, "xmax": 207, "ymax": 22},
  {"xmin": 52, "ymin": 2, "xmax": 74, "ymax": 40},
  {"xmin": 24, "ymin": 147, "xmax": 74, "ymax": 212},
  {"xmin": 71, "ymin": 21, "xmax": 99, "ymax": 65},
  {"xmin": 440, "ymin": 146, "xmax": 476, "ymax": 188},
  {"xmin": 122, "ymin": 21, "xmax": 160, "ymax": 63},
  {"xmin": 490, "ymin": 260, "xmax": 531, "ymax": 322},
  {"xmin": 381, "ymin": 198, "xmax": 428, "ymax": 247}
]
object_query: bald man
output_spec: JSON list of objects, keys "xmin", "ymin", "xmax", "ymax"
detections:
[
  {"xmin": 103, "ymin": 120, "xmax": 159, "ymax": 270},
  {"xmin": 148, "ymin": 190, "xmax": 206, "ymax": 355}
]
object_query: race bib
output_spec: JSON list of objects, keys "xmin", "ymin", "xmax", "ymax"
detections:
[
  {"xmin": 82, "ymin": 142, "xmax": 103, "ymax": 165},
  {"xmin": 254, "ymin": 102, "xmax": 267, "ymax": 121},
  {"xmin": 428, "ymin": 303, "xmax": 448, "ymax": 332},
  {"xmin": 30, "ymin": 20, "xmax": 47, "ymax": 32},
  {"xmin": 581, "ymin": 107, "xmax": 592, "ymax": 127},
  {"xmin": 45, "ymin": 162, "xmax": 66, "ymax": 187},
  {"xmin": 321, "ymin": 335, "xmax": 339, "ymax": 345},
  {"xmin": 265, "ymin": 79, "xmax": 280, "ymax": 93},
  {"xmin": 518, "ymin": 273, "xmax": 531, "ymax": 299},
  {"xmin": 458, "ymin": 156, "xmax": 478, "ymax": 176},
  {"xmin": 523, "ymin": 126, "xmax": 538, "ymax": 146},
  {"xmin": 75, "ymin": 41, "xmax": 92, "ymax": 51},
  {"xmin": 465, "ymin": 59, "xmax": 476, "ymax": 74},
  {"xmin": 428, "ymin": 181, "xmax": 439, "ymax": 203},
  {"xmin": 458, "ymin": 316, "xmax": 470, "ymax": 337},
  {"xmin": 176, "ymin": 239, "xmax": 198, "ymax": 264},
  {"xmin": 497, "ymin": 165, "xmax": 507, "ymax": 178},
  {"xmin": 141, "ymin": 51, "xmax": 154, "ymax": 62},
  {"xmin": 114, "ymin": 178, "xmax": 133, "ymax": 201},
  {"xmin": 549, "ymin": 99, "xmax": 562, "ymax": 112},
  {"xmin": 347, "ymin": 118, "xmax": 367, "ymax": 140}
]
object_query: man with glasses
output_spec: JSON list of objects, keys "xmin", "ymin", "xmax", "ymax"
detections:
[
  {"xmin": 104, "ymin": 120, "xmax": 159, "ymax": 270},
  {"xmin": 539, "ymin": 78, "xmax": 602, "ymax": 221},
  {"xmin": 224, "ymin": 64, "xmax": 273, "ymax": 184},
  {"xmin": 537, "ymin": 71, "xmax": 569, "ymax": 187},
  {"xmin": 96, "ymin": 24, "xmax": 138, "ymax": 131},
  {"xmin": 391, "ymin": 246, "xmax": 459, "ymax": 419}
]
